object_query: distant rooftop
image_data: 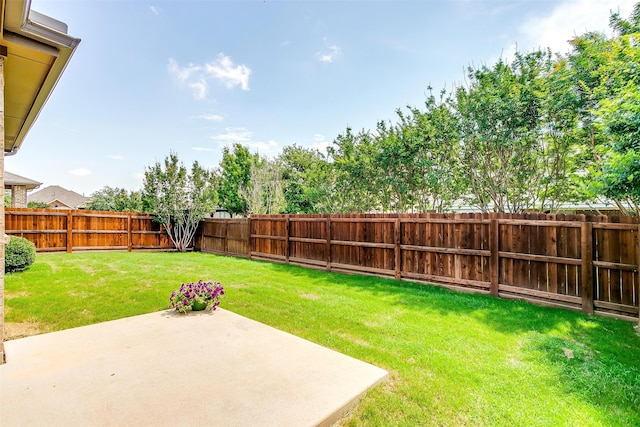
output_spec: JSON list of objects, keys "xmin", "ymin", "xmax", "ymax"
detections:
[{"xmin": 27, "ymin": 185, "xmax": 88, "ymax": 209}]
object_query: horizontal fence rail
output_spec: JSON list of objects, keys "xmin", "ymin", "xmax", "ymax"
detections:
[
  {"xmin": 209, "ymin": 213, "xmax": 639, "ymax": 323},
  {"xmin": 6, "ymin": 208, "xmax": 174, "ymax": 252}
]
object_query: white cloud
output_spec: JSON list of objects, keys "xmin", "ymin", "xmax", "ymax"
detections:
[
  {"xmin": 133, "ymin": 172, "xmax": 145, "ymax": 185},
  {"xmin": 108, "ymin": 155, "xmax": 124, "ymax": 160},
  {"xmin": 188, "ymin": 78, "xmax": 208, "ymax": 100},
  {"xmin": 70, "ymin": 168, "xmax": 91, "ymax": 176},
  {"xmin": 211, "ymin": 127, "xmax": 253, "ymax": 144},
  {"xmin": 316, "ymin": 43, "xmax": 341, "ymax": 63},
  {"xmin": 168, "ymin": 54, "xmax": 251, "ymax": 100},
  {"xmin": 204, "ymin": 54, "xmax": 251, "ymax": 90},
  {"xmin": 210, "ymin": 127, "xmax": 282, "ymax": 158},
  {"xmin": 192, "ymin": 147, "xmax": 217, "ymax": 152},
  {"xmin": 150, "ymin": 5, "xmax": 160, "ymax": 16},
  {"xmin": 518, "ymin": 0, "xmax": 636, "ymax": 55},
  {"xmin": 245, "ymin": 139, "xmax": 280, "ymax": 157},
  {"xmin": 167, "ymin": 59, "xmax": 201, "ymax": 82},
  {"xmin": 194, "ymin": 114, "xmax": 224, "ymax": 122},
  {"xmin": 310, "ymin": 133, "xmax": 331, "ymax": 153}
]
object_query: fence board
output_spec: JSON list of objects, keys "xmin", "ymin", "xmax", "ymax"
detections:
[
  {"xmin": 6, "ymin": 208, "xmax": 172, "ymax": 252},
  {"xmin": 619, "ymin": 217, "xmax": 635, "ymax": 308}
]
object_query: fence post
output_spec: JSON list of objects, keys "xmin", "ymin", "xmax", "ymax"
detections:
[
  {"xmin": 489, "ymin": 217, "xmax": 499, "ymax": 296},
  {"xmin": 637, "ymin": 224, "xmax": 640, "ymax": 325},
  {"xmin": 127, "ymin": 213, "xmax": 132, "ymax": 252},
  {"xmin": 224, "ymin": 220, "xmax": 229, "ymax": 255},
  {"xmin": 326, "ymin": 216, "xmax": 331, "ymax": 272},
  {"xmin": 247, "ymin": 217, "xmax": 252, "ymax": 258},
  {"xmin": 394, "ymin": 218, "xmax": 401, "ymax": 280},
  {"xmin": 66, "ymin": 211, "xmax": 73, "ymax": 253},
  {"xmin": 581, "ymin": 221, "xmax": 594, "ymax": 314},
  {"xmin": 285, "ymin": 216, "xmax": 290, "ymax": 264}
]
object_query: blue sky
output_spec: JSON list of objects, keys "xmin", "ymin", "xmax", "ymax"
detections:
[{"xmin": 7, "ymin": 0, "xmax": 636, "ymax": 196}]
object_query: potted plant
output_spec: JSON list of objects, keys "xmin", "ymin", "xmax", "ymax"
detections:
[{"xmin": 169, "ymin": 280, "xmax": 225, "ymax": 313}]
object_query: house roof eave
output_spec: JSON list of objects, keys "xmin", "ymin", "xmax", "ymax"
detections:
[{"xmin": 2, "ymin": 0, "xmax": 80, "ymax": 155}]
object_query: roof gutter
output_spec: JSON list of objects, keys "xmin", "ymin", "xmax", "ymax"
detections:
[{"xmin": 3, "ymin": 0, "xmax": 80, "ymax": 155}]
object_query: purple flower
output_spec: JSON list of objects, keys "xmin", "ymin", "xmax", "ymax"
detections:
[{"xmin": 169, "ymin": 280, "xmax": 225, "ymax": 313}]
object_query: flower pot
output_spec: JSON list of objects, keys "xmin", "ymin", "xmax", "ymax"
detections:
[{"xmin": 191, "ymin": 300, "xmax": 208, "ymax": 311}]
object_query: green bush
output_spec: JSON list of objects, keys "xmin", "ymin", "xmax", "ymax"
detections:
[{"xmin": 5, "ymin": 236, "xmax": 36, "ymax": 273}]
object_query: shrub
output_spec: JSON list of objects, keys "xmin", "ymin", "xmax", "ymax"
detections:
[{"xmin": 5, "ymin": 236, "xmax": 36, "ymax": 273}]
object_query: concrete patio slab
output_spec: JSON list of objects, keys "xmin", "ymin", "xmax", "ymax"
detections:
[{"xmin": 1, "ymin": 309, "xmax": 388, "ymax": 426}]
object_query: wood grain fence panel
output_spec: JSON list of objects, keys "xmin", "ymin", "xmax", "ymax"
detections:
[
  {"xmin": 5, "ymin": 209, "xmax": 175, "ymax": 252},
  {"xmin": 417, "ymin": 218, "xmax": 426, "ymax": 276},
  {"xmin": 500, "ymin": 217, "xmax": 512, "ymax": 286},
  {"xmin": 416, "ymin": 217, "xmax": 425, "ymax": 276},
  {"xmin": 581, "ymin": 220, "xmax": 594, "ymax": 313},
  {"xmin": 456, "ymin": 216, "xmax": 465, "ymax": 281},
  {"xmin": 546, "ymin": 214, "xmax": 558, "ymax": 294},
  {"xmin": 401, "ymin": 220, "xmax": 413, "ymax": 276},
  {"xmin": 481, "ymin": 214, "xmax": 490, "ymax": 283},
  {"xmin": 619, "ymin": 217, "xmax": 636, "ymax": 308},
  {"xmin": 608, "ymin": 217, "xmax": 622, "ymax": 304},
  {"xmin": 517, "ymin": 214, "xmax": 532, "ymax": 290},
  {"xmin": 290, "ymin": 219, "xmax": 301, "ymax": 260},
  {"xmin": 436, "ymin": 220, "xmax": 445, "ymax": 278},
  {"xmin": 523, "ymin": 214, "xmax": 536, "ymax": 290},
  {"xmin": 535, "ymin": 213, "xmax": 547, "ymax": 291},
  {"xmin": 442, "ymin": 215, "xmax": 453, "ymax": 281},
  {"xmin": 595, "ymin": 215, "xmax": 608, "ymax": 301},
  {"xmin": 419, "ymin": 218, "xmax": 429, "ymax": 277},
  {"xmin": 355, "ymin": 217, "xmax": 363, "ymax": 269},
  {"xmin": 556, "ymin": 214, "xmax": 568, "ymax": 295},
  {"xmin": 489, "ymin": 217, "xmax": 499, "ymax": 296},
  {"xmin": 426, "ymin": 217, "xmax": 436, "ymax": 276},
  {"xmin": 566, "ymin": 216, "xmax": 580, "ymax": 297},
  {"xmin": 227, "ymin": 219, "xmax": 249, "ymax": 256},
  {"xmin": 385, "ymin": 220, "xmax": 395, "ymax": 271}
]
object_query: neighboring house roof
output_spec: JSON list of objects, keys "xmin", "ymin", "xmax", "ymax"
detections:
[
  {"xmin": 4, "ymin": 171, "xmax": 41, "ymax": 190},
  {"xmin": 27, "ymin": 185, "xmax": 88, "ymax": 208},
  {"xmin": 2, "ymin": 0, "xmax": 81, "ymax": 155}
]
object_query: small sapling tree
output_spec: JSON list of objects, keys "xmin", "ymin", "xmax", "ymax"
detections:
[{"xmin": 143, "ymin": 152, "xmax": 217, "ymax": 251}]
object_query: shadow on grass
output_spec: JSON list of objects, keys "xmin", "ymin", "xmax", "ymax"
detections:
[
  {"xmin": 257, "ymin": 260, "xmax": 623, "ymax": 331},
  {"xmin": 523, "ymin": 331, "xmax": 640, "ymax": 423},
  {"xmin": 248, "ymin": 259, "xmax": 640, "ymax": 422}
]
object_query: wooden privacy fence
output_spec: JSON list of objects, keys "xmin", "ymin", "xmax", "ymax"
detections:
[
  {"xmin": 6, "ymin": 208, "xmax": 174, "ymax": 252},
  {"xmin": 204, "ymin": 213, "xmax": 640, "ymax": 322},
  {"xmin": 198, "ymin": 218, "xmax": 249, "ymax": 257}
]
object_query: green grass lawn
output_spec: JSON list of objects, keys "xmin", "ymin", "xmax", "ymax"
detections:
[{"xmin": 5, "ymin": 251, "xmax": 640, "ymax": 426}]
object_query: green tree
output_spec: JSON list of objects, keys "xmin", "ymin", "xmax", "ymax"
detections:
[
  {"xmin": 218, "ymin": 143, "xmax": 256, "ymax": 216},
  {"xmin": 278, "ymin": 145, "xmax": 327, "ymax": 214},
  {"xmin": 456, "ymin": 50, "xmax": 570, "ymax": 213},
  {"xmin": 567, "ymin": 3, "xmax": 640, "ymax": 215},
  {"xmin": 536, "ymin": 55, "xmax": 583, "ymax": 211},
  {"xmin": 142, "ymin": 152, "xmax": 218, "ymax": 251},
  {"xmin": 326, "ymin": 128, "xmax": 380, "ymax": 213},
  {"xmin": 85, "ymin": 186, "xmax": 143, "ymax": 212},
  {"xmin": 27, "ymin": 201, "xmax": 49, "ymax": 208},
  {"xmin": 376, "ymin": 87, "xmax": 464, "ymax": 213},
  {"xmin": 240, "ymin": 157, "xmax": 286, "ymax": 214}
]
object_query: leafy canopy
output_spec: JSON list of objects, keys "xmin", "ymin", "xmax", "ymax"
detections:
[{"xmin": 142, "ymin": 152, "xmax": 217, "ymax": 251}]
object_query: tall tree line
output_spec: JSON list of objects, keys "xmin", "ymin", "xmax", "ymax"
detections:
[{"xmin": 93, "ymin": 4, "xmax": 640, "ymax": 216}]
